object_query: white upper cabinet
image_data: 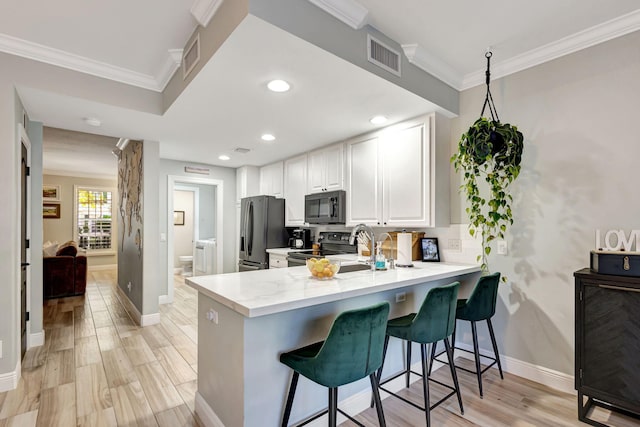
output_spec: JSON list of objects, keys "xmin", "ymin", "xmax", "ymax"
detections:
[
  {"xmin": 283, "ymin": 154, "xmax": 308, "ymax": 226},
  {"xmin": 346, "ymin": 113, "xmax": 450, "ymax": 228},
  {"xmin": 236, "ymin": 166, "xmax": 260, "ymax": 204},
  {"xmin": 259, "ymin": 161, "xmax": 284, "ymax": 198},
  {"xmin": 307, "ymin": 143, "xmax": 344, "ymax": 193},
  {"xmin": 345, "ymin": 136, "xmax": 382, "ymax": 226}
]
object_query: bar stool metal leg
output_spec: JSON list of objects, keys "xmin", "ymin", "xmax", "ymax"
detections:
[
  {"xmin": 470, "ymin": 321, "xmax": 484, "ymax": 398},
  {"xmin": 406, "ymin": 340, "xmax": 412, "ymax": 387},
  {"xmin": 371, "ymin": 335, "xmax": 390, "ymax": 409},
  {"xmin": 420, "ymin": 343, "xmax": 431, "ymax": 427},
  {"xmin": 328, "ymin": 388, "xmax": 338, "ymax": 427},
  {"xmin": 369, "ymin": 373, "xmax": 387, "ymax": 427},
  {"xmin": 428, "ymin": 342, "xmax": 436, "ymax": 375},
  {"xmin": 281, "ymin": 372, "xmax": 299, "ymax": 427},
  {"xmin": 487, "ymin": 318, "xmax": 504, "ymax": 379},
  {"xmin": 444, "ymin": 338, "xmax": 464, "ymax": 414}
]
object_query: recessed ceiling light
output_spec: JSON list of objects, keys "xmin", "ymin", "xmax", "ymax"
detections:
[
  {"xmin": 218, "ymin": 155, "xmax": 230, "ymax": 161},
  {"xmin": 267, "ymin": 80, "xmax": 290, "ymax": 92},
  {"xmin": 370, "ymin": 115, "xmax": 387, "ymax": 125},
  {"xmin": 83, "ymin": 117, "xmax": 101, "ymax": 127},
  {"xmin": 261, "ymin": 134, "xmax": 276, "ymax": 142}
]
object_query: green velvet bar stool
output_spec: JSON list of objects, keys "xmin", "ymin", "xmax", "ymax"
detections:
[
  {"xmin": 375, "ymin": 282, "xmax": 463, "ymax": 427},
  {"xmin": 431, "ymin": 272, "xmax": 503, "ymax": 398},
  {"xmin": 279, "ymin": 302, "xmax": 390, "ymax": 427}
]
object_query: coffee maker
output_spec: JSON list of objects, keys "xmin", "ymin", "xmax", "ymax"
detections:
[{"xmin": 290, "ymin": 228, "xmax": 312, "ymax": 249}]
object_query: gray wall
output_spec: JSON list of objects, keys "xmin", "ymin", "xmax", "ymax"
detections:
[
  {"xmin": 27, "ymin": 121, "xmax": 43, "ymax": 338},
  {"xmin": 158, "ymin": 159, "xmax": 236, "ymax": 298},
  {"xmin": 196, "ymin": 183, "xmax": 216, "ymax": 240},
  {"xmin": 142, "ymin": 141, "xmax": 160, "ymax": 316},
  {"xmin": 43, "ymin": 174, "xmax": 118, "ymax": 267},
  {"xmin": 450, "ymin": 30, "xmax": 640, "ymax": 375}
]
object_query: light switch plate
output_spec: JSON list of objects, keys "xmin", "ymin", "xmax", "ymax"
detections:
[
  {"xmin": 497, "ymin": 240, "xmax": 508, "ymax": 255},
  {"xmin": 448, "ymin": 239, "xmax": 462, "ymax": 252}
]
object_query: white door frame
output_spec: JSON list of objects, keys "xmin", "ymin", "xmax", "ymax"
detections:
[
  {"xmin": 18, "ymin": 124, "xmax": 31, "ymax": 366},
  {"xmin": 174, "ymin": 184, "xmax": 200, "ymax": 273},
  {"xmin": 165, "ymin": 175, "xmax": 223, "ymax": 304}
]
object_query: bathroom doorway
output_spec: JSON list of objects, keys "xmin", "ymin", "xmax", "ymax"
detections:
[{"xmin": 166, "ymin": 176, "xmax": 223, "ymax": 304}]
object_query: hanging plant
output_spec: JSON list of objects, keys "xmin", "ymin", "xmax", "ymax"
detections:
[{"xmin": 451, "ymin": 52, "xmax": 524, "ymax": 274}]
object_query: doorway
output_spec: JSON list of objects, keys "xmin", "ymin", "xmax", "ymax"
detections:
[
  {"xmin": 173, "ymin": 186, "xmax": 199, "ymax": 277},
  {"xmin": 166, "ymin": 176, "xmax": 223, "ymax": 303},
  {"xmin": 19, "ymin": 125, "xmax": 31, "ymax": 359}
]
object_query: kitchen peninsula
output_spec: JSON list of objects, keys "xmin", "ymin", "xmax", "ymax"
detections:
[{"xmin": 186, "ymin": 262, "xmax": 481, "ymax": 427}]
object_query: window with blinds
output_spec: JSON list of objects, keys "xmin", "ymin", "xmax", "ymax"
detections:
[{"xmin": 75, "ymin": 186, "xmax": 114, "ymax": 252}]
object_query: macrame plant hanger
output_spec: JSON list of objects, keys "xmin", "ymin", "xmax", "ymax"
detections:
[{"xmin": 480, "ymin": 51, "xmax": 500, "ymax": 123}]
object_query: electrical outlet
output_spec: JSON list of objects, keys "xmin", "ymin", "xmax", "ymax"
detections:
[
  {"xmin": 497, "ymin": 240, "xmax": 508, "ymax": 255},
  {"xmin": 395, "ymin": 292, "xmax": 406, "ymax": 303},
  {"xmin": 448, "ymin": 239, "xmax": 462, "ymax": 252},
  {"xmin": 206, "ymin": 309, "xmax": 219, "ymax": 324},
  {"xmin": 127, "ymin": 282, "xmax": 132, "ymax": 292}
]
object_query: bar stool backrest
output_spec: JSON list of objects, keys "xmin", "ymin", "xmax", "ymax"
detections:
[
  {"xmin": 410, "ymin": 282, "xmax": 460, "ymax": 344},
  {"xmin": 312, "ymin": 302, "xmax": 390, "ymax": 388},
  {"xmin": 461, "ymin": 272, "xmax": 501, "ymax": 321}
]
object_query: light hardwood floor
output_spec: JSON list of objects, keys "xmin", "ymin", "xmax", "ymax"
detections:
[{"xmin": 1, "ymin": 269, "xmax": 638, "ymax": 426}]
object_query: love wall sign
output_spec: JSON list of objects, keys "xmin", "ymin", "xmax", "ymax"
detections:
[{"xmin": 595, "ymin": 229, "xmax": 640, "ymax": 252}]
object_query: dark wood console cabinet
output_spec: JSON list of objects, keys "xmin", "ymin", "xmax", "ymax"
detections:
[{"xmin": 575, "ymin": 268, "xmax": 640, "ymax": 426}]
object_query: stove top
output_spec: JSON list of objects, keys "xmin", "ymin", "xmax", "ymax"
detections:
[{"xmin": 287, "ymin": 231, "xmax": 356, "ymax": 260}]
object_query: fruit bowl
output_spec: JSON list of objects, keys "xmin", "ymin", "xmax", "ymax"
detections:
[{"xmin": 307, "ymin": 258, "xmax": 341, "ymax": 280}]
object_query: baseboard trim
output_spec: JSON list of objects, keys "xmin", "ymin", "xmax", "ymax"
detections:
[
  {"xmin": 28, "ymin": 330, "xmax": 45, "ymax": 348},
  {"xmin": 87, "ymin": 264, "xmax": 117, "ymax": 271},
  {"xmin": 159, "ymin": 294, "xmax": 170, "ymax": 305},
  {"xmin": 0, "ymin": 360, "xmax": 20, "ymax": 392},
  {"xmin": 140, "ymin": 313, "xmax": 160, "ymax": 327},
  {"xmin": 195, "ymin": 391, "xmax": 226, "ymax": 427},
  {"xmin": 454, "ymin": 342, "xmax": 575, "ymax": 394},
  {"xmin": 115, "ymin": 285, "xmax": 160, "ymax": 327}
]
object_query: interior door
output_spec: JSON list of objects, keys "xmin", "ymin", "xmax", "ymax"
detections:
[{"xmin": 20, "ymin": 141, "xmax": 28, "ymax": 359}]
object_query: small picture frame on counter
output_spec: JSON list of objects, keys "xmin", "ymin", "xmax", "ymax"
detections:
[{"xmin": 421, "ymin": 237, "xmax": 440, "ymax": 262}]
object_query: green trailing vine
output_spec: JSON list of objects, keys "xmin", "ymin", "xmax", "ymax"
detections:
[{"xmin": 451, "ymin": 52, "xmax": 524, "ymax": 275}]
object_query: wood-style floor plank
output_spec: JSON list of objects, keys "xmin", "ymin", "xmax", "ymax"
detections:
[
  {"xmin": 75, "ymin": 363, "xmax": 112, "ymax": 418},
  {"xmin": 155, "ymin": 404, "xmax": 198, "ymax": 427},
  {"xmin": 134, "ymin": 362, "xmax": 184, "ymax": 414},
  {"xmin": 36, "ymin": 382, "xmax": 75, "ymax": 427},
  {"xmin": 110, "ymin": 382, "xmax": 158, "ymax": 427}
]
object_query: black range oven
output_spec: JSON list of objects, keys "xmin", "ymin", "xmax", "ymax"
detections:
[{"xmin": 287, "ymin": 231, "xmax": 356, "ymax": 267}]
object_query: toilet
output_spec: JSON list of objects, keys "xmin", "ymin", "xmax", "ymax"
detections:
[{"xmin": 178, "ymin": 255, "xmax": 193, "ymax": 276}]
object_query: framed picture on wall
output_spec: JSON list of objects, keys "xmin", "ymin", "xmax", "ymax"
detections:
[
  {"xmin": 173, "ymin": 210, "xmax": 185, "ymax": 226},
  {"xmin": 43, "ymin": 203, "xmax": 61, "ymax": 219},
  {"xmin": 43, "ymin": 185, "xmax": 61, "ymax": 201},
  {"xmin": 421, "ymin": 237, "xmax": 440, "ymax": 262}
]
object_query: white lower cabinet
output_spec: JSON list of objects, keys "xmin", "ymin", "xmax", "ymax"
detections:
[
  {"xmin": 283, "ymin": 154, "xmax": 308, "ymax": 226},
  {"xmin": 269, "ymin": 253, "xmax": 288, "ymax": 269},
  {"xmin": 346, "ymin": 113, "xmax": 449, "ymax": 228}
]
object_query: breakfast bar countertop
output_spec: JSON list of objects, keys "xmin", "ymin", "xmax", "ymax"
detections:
[{"xmin": 186, "ymin": 262, "xmax": 480, "ymax": 318}]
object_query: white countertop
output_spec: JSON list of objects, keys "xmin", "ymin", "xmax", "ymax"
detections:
[
  {"xmin": 265, "ymin": 247, "xmax": 308, "ymax": 255},
  {"xmin": 186, "ymin": 262, "xmax": 480, "ymax": 318}
]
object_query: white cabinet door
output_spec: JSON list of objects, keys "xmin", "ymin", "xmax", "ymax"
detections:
[
  {"xmin": 346, "ymin": 136, "xmax": 382, "ymax": 226},
  {"xmin": 236, "ymin": 166, "xmax": 260, "ymax": 204},
  {"xmin": 259, "ymin": 161, "xmax": 283, "ymax": 198},
  {"xmin": 323, "ymin": 143, "xmax": 344, "ymax": 191},
  {"xmin": 269, "ymin": 253, "xmax": 288, "ymax": 268},
  {"xmin": 307, "ymin": 150, "xmax": 325, "ymax": 193},
  {"xmin": 382, "ymin": 121, "xmax": 430, "ymax": 227},
  {"xmin": 284, "ymin": 154, "xmax": 307, "ymax": 226},
  {"xmin": 307, "ymin": 143, "xmax": 344, "ymax": 193}
]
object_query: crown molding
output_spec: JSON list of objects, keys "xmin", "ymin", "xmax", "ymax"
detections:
[
  {"xmin": 190, "ymin": 0, "xmax": 224, "ymax": 27},
  {"xmin": 308, "ymin": 0, "xmax": 369, "ymax": 30},
  {"xmin": 0, "ymin": 33, "xmax": 162, "ymax": 91},
  {"xmin": 156, "ymin": 49, "xmax": 183, "ymax": 90},
  {"xmin": 401, "ymin": 43, "xmax": 463, "ymax": 90},
  {"xmin": 460, "ymin": 8, "xmax": 640, "ymax": 90}
]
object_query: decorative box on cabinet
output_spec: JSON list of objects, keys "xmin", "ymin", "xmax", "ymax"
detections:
[{"xmin": 574, "ymin": 268, "xmax": 640, "ymax": 426}]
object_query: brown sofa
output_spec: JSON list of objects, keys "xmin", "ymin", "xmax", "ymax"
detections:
[{"xmin": 43, "ymin": 241, "xmax": 87, "ymax": 299}]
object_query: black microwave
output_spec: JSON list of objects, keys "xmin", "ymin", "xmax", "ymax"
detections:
[{"xmin": 304, "ymin": 190, "xmax": 346, "ymax": 224}]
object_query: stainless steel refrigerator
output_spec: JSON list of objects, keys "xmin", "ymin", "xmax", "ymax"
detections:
[{"xmin": 239, "ymin": 195, "xmax": 287, "ymax": 271}]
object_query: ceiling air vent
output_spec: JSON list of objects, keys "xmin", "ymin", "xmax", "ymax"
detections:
[
  {"xmin": 234, "ymin": 147, "xmax": 251, "ymax": 154},
  {"xmin": 183, "ymin": 34, "xmax": 201, "ymax": 79},
  {"xmin": 367, "ymin": 34, "xmax": 401, "ymax": 77}
]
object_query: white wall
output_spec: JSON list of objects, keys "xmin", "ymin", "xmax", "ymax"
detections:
[
  {"xmin": 450, "ymin": 30, "xmax": 640, "ymax": 376},
  {"xmin": 173, "ymin": 189, "xmax": 195, "ymax": 267}
]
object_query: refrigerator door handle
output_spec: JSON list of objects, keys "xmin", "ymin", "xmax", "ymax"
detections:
[{"xmin": 247, "ymin": 201, "xmax": 254, "ymax": 256}]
